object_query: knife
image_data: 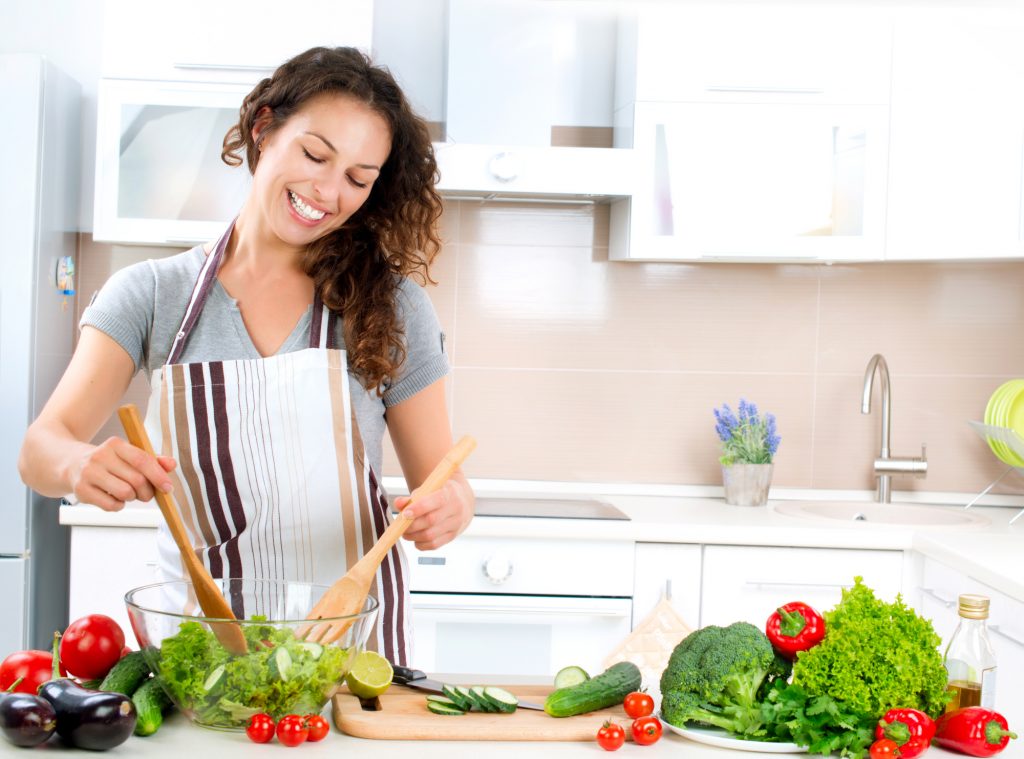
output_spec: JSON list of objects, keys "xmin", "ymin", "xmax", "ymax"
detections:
[{"xmin": 391, "ymin": 664, "xmax": 545, "ymax": 711}]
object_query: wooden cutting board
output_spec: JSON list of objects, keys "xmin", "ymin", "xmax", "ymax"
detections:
[{"xmin": 332, "ymin": 684, "xmax": 632, "ymax": 741}]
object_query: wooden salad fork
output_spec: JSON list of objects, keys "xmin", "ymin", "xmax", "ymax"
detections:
[
  {"xmin": 118, "ymin": 404, "xmax": 249, "ymax": 656},
  {"xmin": 300, "ymin": 435, "xmax": 477, "ymax": 645}
]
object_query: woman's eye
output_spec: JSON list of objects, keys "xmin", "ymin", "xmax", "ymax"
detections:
[
  {"xmin": 349, "ymin": 176, "xmax": 368, "ymax": 189},
  {"xmin": 302, "ymin": 148, "xmax": 325, "ymax": 164}
]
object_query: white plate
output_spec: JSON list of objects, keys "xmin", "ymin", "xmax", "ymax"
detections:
[{"xmin": 660, "ymin": 719, "xmax": 807, "ymax": 753}]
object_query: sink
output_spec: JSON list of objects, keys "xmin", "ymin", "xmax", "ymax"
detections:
[{"xmin": 773, "ymin": 501, "xmax": 990, "ymax": 527}]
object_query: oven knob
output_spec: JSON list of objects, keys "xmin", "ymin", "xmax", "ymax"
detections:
[{"xmin": 482, "ymin": 553, "xmax": 513, "ymax": 584}]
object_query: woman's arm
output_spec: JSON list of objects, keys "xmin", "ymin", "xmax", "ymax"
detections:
[
  {"xmin": 386, "ymin": 378, "xmax": 475, "ymax": 551},
  {"xmin": 18, "ymin": 326, "xmax": 176, "ymax": 510}
]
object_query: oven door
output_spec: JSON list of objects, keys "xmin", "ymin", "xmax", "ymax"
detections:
[{"xmin": 409, "ymin": 593, "xmax": 633, "ymax": 678}]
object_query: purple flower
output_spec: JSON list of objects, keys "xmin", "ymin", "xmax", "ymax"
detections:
[{"xmin": 714, "ymin": 399, "xmax": 781, "ymax": 464}]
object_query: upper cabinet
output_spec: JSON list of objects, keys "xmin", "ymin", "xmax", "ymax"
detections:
[
  {"xmin": 886, "ymin": 6, "xmax": 1024, "ymax": 261},
  {"xmin": 609, "ymin": 3, "xmax": 893, "ymax": 262}
]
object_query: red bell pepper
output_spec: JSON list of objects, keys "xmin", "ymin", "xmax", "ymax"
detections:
[
  {"xmin": 876, "ymin": 708, "xmax": 936, "ymax": 759},
  {"xmin": 935, "ymin": 707, "xmax": 1017, "ymax": 757},
  {"xmin": 765, "ymin": 601, "xmax": 825, "ymax": 660}
]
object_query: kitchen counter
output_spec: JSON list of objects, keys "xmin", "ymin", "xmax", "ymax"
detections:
[
  {"xmin": 60, "ymin": 493, "xmax": 1024, "ymax": 601},
  {"xmin": 12, "ymin": 709, "xmax": 1022, "ymax": 758}
]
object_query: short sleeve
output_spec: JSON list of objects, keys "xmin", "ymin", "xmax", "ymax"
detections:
[
  {"xmin": 79, "ymin": 260, "xmax": 157, "ymax": 374},
  {"xmin": 381, "ymin": 278, "xmax": 449, "ymax": 408}
]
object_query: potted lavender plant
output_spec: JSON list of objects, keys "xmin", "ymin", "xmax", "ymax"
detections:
[{"xmin": 713, "ymin": 399, "xmax": 781, "ymax": 506}]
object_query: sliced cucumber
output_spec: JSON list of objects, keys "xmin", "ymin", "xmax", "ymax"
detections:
[
  {"xmin": 468, "ymin": 686, "xmax": 496, "ymax": 712},
  {"xmin": 442, "ymin": 684, "xmax": 472, "ymax": 711},
  {"xmin": 296, "ymin": 641, "xmax": 323, "ymax": 660},
  {"xmin": 268, "ymin": 647, "xmax": 292, "ymax": 681},
  {"xmin": 426, "ymin": 701, "xmax": 465, "ymax": 716},
  {"xmin": 425, "ymin": 694, "xmax": 461, "ymax": 709},
  {"xmin": 482, "ymin": 686, "xmax": 518, "ymax": 713},
  {"xmin": 202, "ymin": 665, "xmax": 226, "ymax": 696},
  {"xmin": 554, "ymin": 665, "xmax": 590, "ymax": 689},
  {"xmin": 454, "ymin": 686, "xmax": 475, "ymax": 711}
]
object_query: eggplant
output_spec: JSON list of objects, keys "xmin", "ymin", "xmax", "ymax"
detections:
[
  {"xmin": 36, "ymin": 631, "xmax": 136, "ymax": 751},
  {"xmin": 38, "ymin": 679, "xmax": 136, "ymax": 751},
  {"xmin": 0, "ymin": 690, "xmax": 57, "ymax": 747}
]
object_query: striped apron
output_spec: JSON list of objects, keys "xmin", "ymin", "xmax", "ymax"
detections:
[{"xmin": 142, "ymin": 222, "xmax": 412, "ymax": 665}]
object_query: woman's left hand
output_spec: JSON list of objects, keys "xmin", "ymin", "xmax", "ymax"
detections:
[{"xmin": 395, "ymin": 474, "xmax": 474, "ymax": 551}]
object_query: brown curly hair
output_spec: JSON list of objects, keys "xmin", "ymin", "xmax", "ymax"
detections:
[{"xmin": 222, "ymin": 46, "xmax": 443, "ymax": 393}]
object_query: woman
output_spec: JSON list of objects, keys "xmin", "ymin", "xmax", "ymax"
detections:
[{"xmin": 18, "ymin": 47, "xmax": 474, "ymax": 665}]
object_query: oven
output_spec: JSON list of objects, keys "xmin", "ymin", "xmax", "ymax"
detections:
[{"xmin": 406, "ymin": 529, "xmax": 635, "ymax": 678}]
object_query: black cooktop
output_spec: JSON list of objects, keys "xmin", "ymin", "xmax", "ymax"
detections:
[{"xmin": 473, "ymin": 498, "xmax": 630, "ymax": 521}]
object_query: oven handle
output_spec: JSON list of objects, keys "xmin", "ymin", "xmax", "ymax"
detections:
[{"xmin": 411, "ymin": 603, "xmax": 630, "ymax": 618}]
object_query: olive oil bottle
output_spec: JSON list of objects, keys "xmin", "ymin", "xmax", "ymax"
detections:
[{"xmin": 943, "ymin": 594, "xmax": 997, "ymax": 713}]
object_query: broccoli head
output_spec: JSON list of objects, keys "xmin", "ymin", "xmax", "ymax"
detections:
[{"xmin": 660, "ymin": 621, "xmax": 791, "ymax": 738}]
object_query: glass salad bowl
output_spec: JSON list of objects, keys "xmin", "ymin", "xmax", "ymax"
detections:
[{"xmin": 125, "ymin": 579, "xmax": 378, "ymax": 731}]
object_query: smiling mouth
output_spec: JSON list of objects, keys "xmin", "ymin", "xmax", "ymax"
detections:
[{"xmin": 288, "ymin": 190, "xmax": 327, "ymax": 221}]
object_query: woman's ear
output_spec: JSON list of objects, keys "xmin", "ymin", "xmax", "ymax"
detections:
[{"xmin": 252, "ymin": 105, "xmax": 274, "ymax": 150}]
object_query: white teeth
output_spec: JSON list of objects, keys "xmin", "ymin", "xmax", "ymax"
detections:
[{"xmin": 288, "ymin": 190, "xmax": 326, "ymax": 221}]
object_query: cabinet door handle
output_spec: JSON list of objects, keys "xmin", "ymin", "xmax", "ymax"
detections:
[
  {"xmin": 174, "ymin": 62, "xmax": 276, "ymax": 72},
  {"xmin": 989, "ymin": 625, "xmax": 1024, "ymax": 649},
  {"xmin": 744, "ymin": 581, "xmax": 849, "ymax": 590},
  {"xmin": 704, "ymin": 85, "xmax": 825, "ymax": 95},
  {"xmin": 412, "ymin": 604, "xmax": 629, "ymax": 618},
  {"xmin": 920, "ymin": 587, "xmax": 957, "ymax": 608}
]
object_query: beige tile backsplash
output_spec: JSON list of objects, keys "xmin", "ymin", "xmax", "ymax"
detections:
[{"xmin": 76, "ymin": 201, "xmax": 1024, "ymax": 495}]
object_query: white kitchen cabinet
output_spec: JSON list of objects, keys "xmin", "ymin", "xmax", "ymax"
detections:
[
  {"xmin": 610, "ymin": 101, "xmax": 888, "ymax": 262},
  {"xmin": 68, "ymin": 526, "xmax": 159, "ymax": 646},
  {"xmin": 616, "ymin": 4, "xmax": 892, "ymax": 109},
  {"xmin": 916, "ymin": 557, "xmax": 1024, "ymax": 723},
  {"xmin": 700, "ymin": 545, "xmax": 904, "ymax": 629},
  {"xmin": 886, "ymin": 6, "xmax": 1024, "ymax": 261},
  {"xmin": 631, "ymin": 543, "xmax": 701, "ymax": 634},
  {"xmin": 100, "ymin": 0, "xmax": 373, "ymax": 84}
]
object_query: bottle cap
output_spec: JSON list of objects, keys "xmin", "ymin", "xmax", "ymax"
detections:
[{"xmin": 958, "ymin": 594, "xmax": 990, "ymax": 620}]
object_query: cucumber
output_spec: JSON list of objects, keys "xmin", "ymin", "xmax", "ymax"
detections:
[
  {"xmin": 442, "ymin": 684, "xmax": 472, "ymax": 711},
  {"xmin": 468, "ymin": 686, "xmax": 496, "ymax": 712},
  {"xmin": 543, "ymin": 661, "xmax": 642, "ymax": 718},
  {"xmin": 425, "ymin": 694, "xmax": 461, "ymax": 709},
  {"xmin": 99, "ymin": 651, "xmax": 152, "ymax": 695},
  {"xmin": 133, "ymin": 677, "xmax": 174, "ymax": 736},
  {"xmin": 202, "ymin": 664, "xmax": 226, "ymax": 697},
  {"xmin": 553, "ymin": 665, "xmax": 590, "ymax": 690},
  {"xmin": 426, "ymin": 701, "xmax": 465, "ymax": 716},
  {"xmin": 268, "ymin": 648, "xmax": 292, "ymax": 681},
  {"xmin": 454, "ymin": 686, "xmax": 475, "ymax": 710},
  {"xmin": 296, "ymin": 641, "xmax": 323, "ymax": 660},
  {"xmin": 481, "ymin": 686, "xmax": 518, "ymax": 713}
]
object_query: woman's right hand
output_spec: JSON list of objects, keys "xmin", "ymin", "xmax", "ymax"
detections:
[{"xmin": 70, "ymin": 436, "xmax": 177, "ymax": 512}]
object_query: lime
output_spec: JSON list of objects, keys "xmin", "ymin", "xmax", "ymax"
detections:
[{"xmin": 344, "ymin": 650, "xmax": 394, "ymax": 699}]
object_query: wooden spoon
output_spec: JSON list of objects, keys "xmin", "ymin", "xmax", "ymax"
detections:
[
  {"xmin": 300, "ymin": 435, "xmax": 477, "ymax": 644},
  {"xmin": 118, "ymin": 404, "xmax": 248, "ymax": 656}
]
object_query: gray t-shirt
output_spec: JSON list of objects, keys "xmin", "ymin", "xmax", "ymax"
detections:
[{"xmin": 80, "ymin": 245, "xmax": 449, "ymax": 479}]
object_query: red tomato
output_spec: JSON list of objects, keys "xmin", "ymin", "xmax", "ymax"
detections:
[
  {"xmin": 246, "ymin": 713, "xmax": 275, "ymax": 744},
  {"xmin": 597, "ymin": 720, "xmax": 626, "ymax": 751},
  {"xmin": 631, "ymin": 716, "xmax": 663, "ymax": 746},
  {"xmin": 870, "ymin": 739, "xmax": 901, "ymax": 759},
  {"xmin": 0, "ymin": 650, "xmax": 58, "ymax": 694},
  {"xmin": 59, "ymin": 614, "xmax": 125, "ymax": 680},
  {"xmin": 623, "ymin": 690, "xmax": 655, "ymax": 719},
  {"xmin": 276, "ymin": 715, "xmax": 309, "ymax": 747},
  {"xmin": 304, "ymin": 714, "xmax": 330, "ymax": 742}
]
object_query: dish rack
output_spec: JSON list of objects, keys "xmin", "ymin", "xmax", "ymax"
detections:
[{"xmin": 966, "ymin": 421, "xmax": 1024, "ymax": 525}]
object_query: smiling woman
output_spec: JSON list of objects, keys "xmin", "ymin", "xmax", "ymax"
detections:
[{"xmin": 18, "ymin": 47, "xmax": 475, "ymax": 668}]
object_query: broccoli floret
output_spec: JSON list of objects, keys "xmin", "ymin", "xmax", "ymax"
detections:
[{"xmin": 660, "ymin": 621, "xmax": 789, "ymax": 738}]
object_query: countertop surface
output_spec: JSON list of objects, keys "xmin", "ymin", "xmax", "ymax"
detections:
[
  {"xmin": 6, "ymin": 709, "xmax": 1020, "ymax": 758},
  {"xmin": 60, "ymin": 493, "xmax": 1024, "ymax": 601}
]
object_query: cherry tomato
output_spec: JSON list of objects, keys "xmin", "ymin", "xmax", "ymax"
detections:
[
  {"xmin": 0, "ymin": 650, "xmax": 61, "ymax": 694},
  {"xmin": 597, "ymin": 720, "xmax": 626, "ymax": 751},
  {"xmin": 870, "ymin": 738, "xmax": 901, "ymax": 759},
  {"xmin": 59, "ymin": 614, "xmax": 125, "ymax": 680},
  {"xmin": 304, "ymin": 714, "xmax": 330, "ymax": 742},
  {"xmin": 631, "ymin": 715, "xmax": 663, "ymax": 746},
  {"xmin": 276, "ymin": 715, "xmax": 309, "ymax": 747},
  {"xmin": 623, "ymin": 690, "xmax": 655, "ymax": 719},
  {"xmin": 245, "ymin": 713, "xmax": 276, "ymax": 744}
]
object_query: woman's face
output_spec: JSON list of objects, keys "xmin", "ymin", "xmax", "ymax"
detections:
[{"xmin": 250, "ymin": 93, "xmax": 392, "ymax": 248}]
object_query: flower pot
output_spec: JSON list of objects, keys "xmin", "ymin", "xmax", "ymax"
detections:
[{"xmin": 722, "ymin": 463, "xmax": 773, "ymax": 507}]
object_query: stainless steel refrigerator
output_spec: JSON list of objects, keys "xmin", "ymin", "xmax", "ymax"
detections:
[{"xmin": 0, "ymin": 54, "xmax": 80, "ymax": 652}]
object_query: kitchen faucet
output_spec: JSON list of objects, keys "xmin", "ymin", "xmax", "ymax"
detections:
[{"xmin": 861, "ymin": 354, "xmax": 928, "ymax": 503}]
